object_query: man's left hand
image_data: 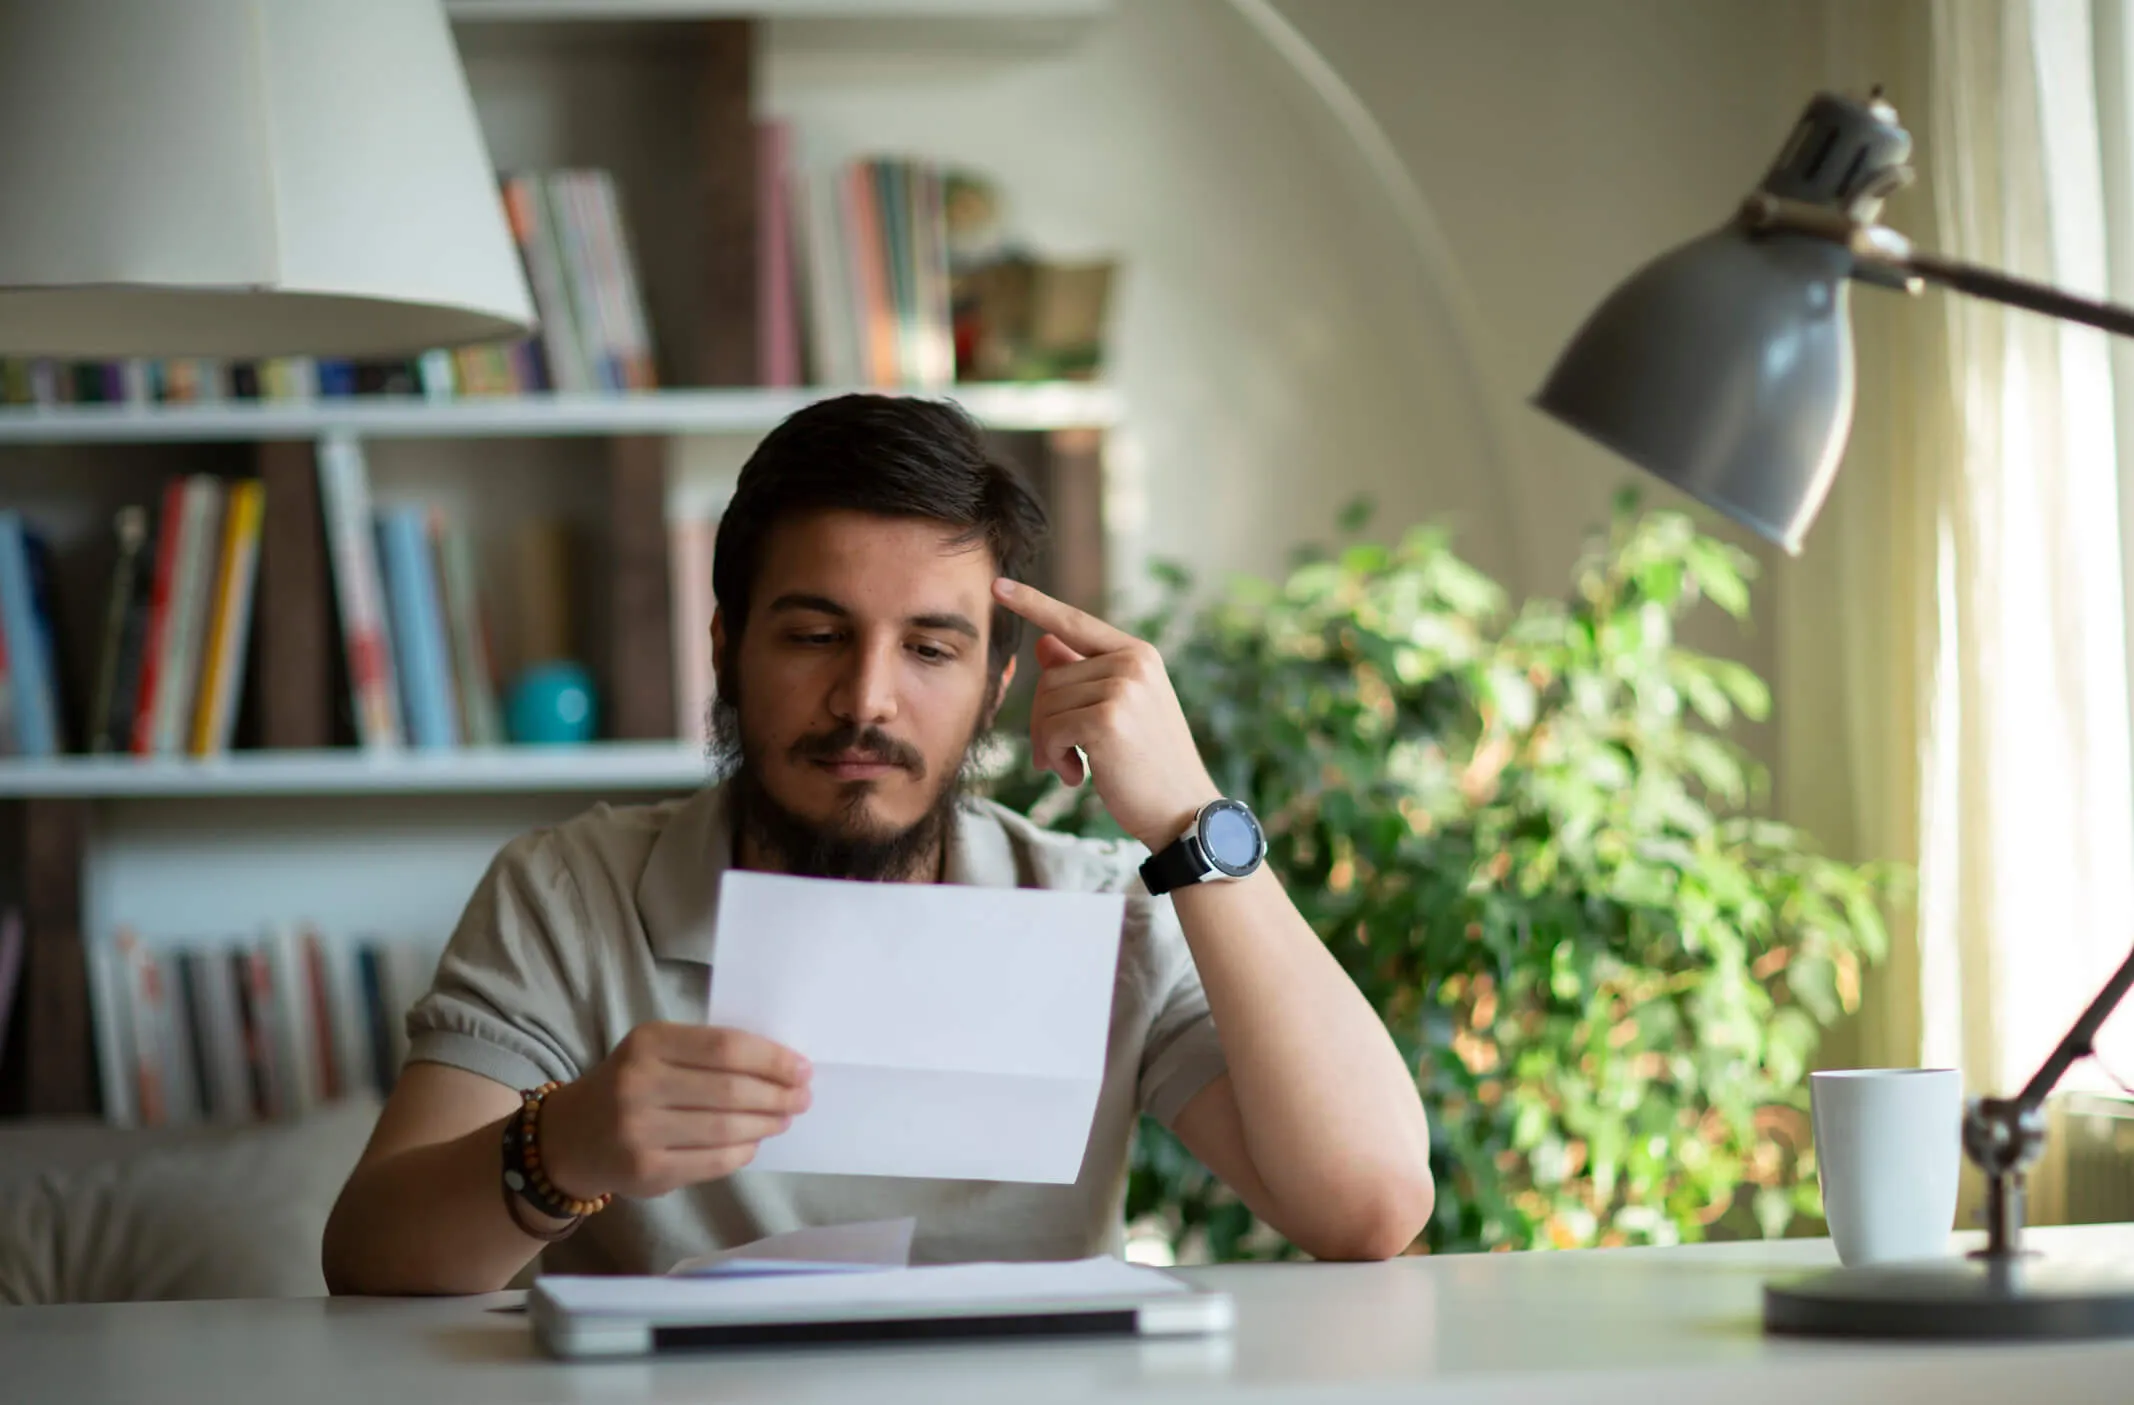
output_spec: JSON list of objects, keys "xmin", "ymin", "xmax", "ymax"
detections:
[{"xmin": 993, "ymin": 578, "xmax": 1218, "ymax": 853}]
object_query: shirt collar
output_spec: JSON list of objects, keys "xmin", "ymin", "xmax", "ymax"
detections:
[{"xmin": 638, "ymin": 781, "xmax": 1023, "ymax": 965}]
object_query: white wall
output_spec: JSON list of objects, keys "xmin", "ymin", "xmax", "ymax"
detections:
[{"xmin": 771, "ymin": 0, "xmax": 1824, "ymax": 695}]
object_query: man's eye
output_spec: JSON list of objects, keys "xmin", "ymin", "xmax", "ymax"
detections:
[
  {"xmin": 792, "ymin": 631, "xmax": 841, "ymax": 646},
  {"xmin": 911, "ymin": 642, "xmax": 953, "ymax": 663}
]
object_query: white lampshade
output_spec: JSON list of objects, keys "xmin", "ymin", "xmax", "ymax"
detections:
[{"xmin": 0, "ymin": 0, "xmax": 536, "ymax": 358}]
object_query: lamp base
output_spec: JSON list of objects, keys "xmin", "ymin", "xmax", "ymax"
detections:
[{"xmin": 1765, "ymin": 1254, "xmax": 2134, "ymax": 1339}]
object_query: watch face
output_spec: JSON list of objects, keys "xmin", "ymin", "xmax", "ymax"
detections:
[{"xmin": 1199, "ymin": 800, "xmax": 1265, "ymax": 876}]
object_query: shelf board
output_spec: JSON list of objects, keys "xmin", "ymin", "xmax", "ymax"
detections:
[
  {"xmin": 446, "ymin": 0, "xmax": 1108, "ymax": 20},
  {"xmin": 0, "ymin": 384, "xmax": 1121, "ymax": 445},
  {"xmin": 0, "ymin": 744, "xmax": 715, "ymax": 798}
]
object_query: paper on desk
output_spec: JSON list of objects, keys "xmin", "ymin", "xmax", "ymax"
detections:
[
  {"xmin": 545, "ymin": 1256, "xmax": 1188, "ymax": 1320},
  {"xmin": 706, "ymin": 870, "xmax": 1125, "ymax": 1183},
  {"xmin": 668, "ymin": 1217, "xmax": 916, "ymax": 1278}
]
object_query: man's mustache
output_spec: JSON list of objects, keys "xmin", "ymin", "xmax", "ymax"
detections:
[{"xmin": 788, "ymin": 724, "xmax": 926, "ymax": 777}]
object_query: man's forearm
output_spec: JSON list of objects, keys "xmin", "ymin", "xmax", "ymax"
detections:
[
  {"xmin": 322, "ymin": 1114, "xmax": 565, "ymax": 1296},
  {"xmin": 1172, "ymin": 867, "xmax": 1435, "ymax": 1253}
]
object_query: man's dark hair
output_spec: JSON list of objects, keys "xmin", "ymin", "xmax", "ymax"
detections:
[{"xmin": 712, "ymin": 394, "xmax": 1050, "ymax": 678}]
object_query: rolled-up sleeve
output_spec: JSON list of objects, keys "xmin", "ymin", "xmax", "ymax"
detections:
[
  {"xmin": 1136, "ymin": 899, "xmax": 1228, "ymax": 1129},
  {"xmin": 404, "ymin": 830, "xmax": 599, "ymax": 1092}
]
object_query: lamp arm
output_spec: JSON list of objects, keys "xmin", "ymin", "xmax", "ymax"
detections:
[
  {"xmin": 2012, "ymin": 942, "xmax": 2134, "ymax": 1111},
  {"xmin": 1739, "ymin": 191, "xmax": 2134, "ymax": 339},
  {"xmin": 1901, "ymin": 252, "xmax": 2134, "ymax": 340}
]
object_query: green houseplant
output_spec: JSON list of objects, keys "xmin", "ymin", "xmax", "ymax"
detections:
[{"xmin": 989, "ymin": 495, "xmax": 1902, "ymax": 1259}]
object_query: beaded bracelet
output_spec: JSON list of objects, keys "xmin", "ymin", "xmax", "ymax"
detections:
[{"xmin": 501, "ymin": 1081, "xmax": 612, "ymax": 1235}]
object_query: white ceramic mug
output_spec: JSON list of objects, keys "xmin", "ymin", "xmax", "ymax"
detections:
[{"xmin": 1810, "ymin": 1067, "xmax": 1962, "ymax": 1266}]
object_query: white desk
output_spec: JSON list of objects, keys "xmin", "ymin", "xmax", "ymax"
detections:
[{"xmin": 9, "ymin": 1224, "xmax": 2134, "ymax": 1403}]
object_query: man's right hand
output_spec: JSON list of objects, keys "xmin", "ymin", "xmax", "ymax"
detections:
[{"xmin": 538, "ymin": 1023, "xmax": 812, "ymax": 1201}]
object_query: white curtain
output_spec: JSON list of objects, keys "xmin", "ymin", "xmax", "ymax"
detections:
[{"xmin": 1917, "ymin": 0, "xmax": 2134, "ymax": 1097}]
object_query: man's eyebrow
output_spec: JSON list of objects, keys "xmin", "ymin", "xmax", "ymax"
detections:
[
  {"xmin": 910, "ymin": 612, "xmax": 981, "ymax": 641},
  {"xmin": 767, "ymin": 594, "xmax": 981, "ymax": 641},
  {"xmin": 768, "ymin": 593, "xmax": 851, "ymax": 618}
]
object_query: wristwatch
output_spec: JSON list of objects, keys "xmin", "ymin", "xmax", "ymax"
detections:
[{"xmin": 1139, "ymin": 798, "xmax": 1267, "ymax": 896}]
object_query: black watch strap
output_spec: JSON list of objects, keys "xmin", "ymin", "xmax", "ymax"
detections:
[{"xmin": 1139, "ymin": 834, "xmax": 1207, "ymax": 896}]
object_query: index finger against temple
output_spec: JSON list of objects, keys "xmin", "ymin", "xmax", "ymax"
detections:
[{"xmin": 992, "ymin": 578, "xmax": 1136, "ymax": 657}]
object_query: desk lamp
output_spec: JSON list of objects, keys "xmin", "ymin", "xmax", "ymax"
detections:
[
  {"xmin": 0, "ymin": 0, "xmax": 533, "ymax": 357},
  {"xmin": 1537, "ymin": 89, "xmax": 2134, "ymax": 1340}
]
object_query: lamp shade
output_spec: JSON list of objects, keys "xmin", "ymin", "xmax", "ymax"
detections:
[
  {"xmin": 1534, "ymin": 230, "xmax": 1855, "ymax": 555},
  {"xmin": 0, "ymin": 0, "xmax": 535, "ymax": 358},
  {"xmin": 1534, "ymin": 92, "xmax": 1913, "ymax": 554}
]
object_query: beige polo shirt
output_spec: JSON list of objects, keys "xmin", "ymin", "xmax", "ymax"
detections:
[{"xmin": 403, "ymin": 782, "xmax": 1228, "ymax": 1274}]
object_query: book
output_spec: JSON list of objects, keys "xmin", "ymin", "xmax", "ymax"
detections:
[
  {"xmin": 436, "ymin": 518, "xmax": 504, "ymax": 747},
  {"xmin": 114, "ymin": 931, "xmax": 167, "ymax": 1126},
  {"xmin": 0, "ymin": 511, "xmax": 60, "ymax": 756},
  {"xmin": 670, "ymin": 515, "xmax": 716, "ymax": 747},
  {"xmin": 505, "ymin": 173, "xmax": 593, "ymax": 393},
  {"xmin": 547, "ymin": 173, "xmax": 617, "ymax": 392},
  {"xmin": 189, "ymin": 479, "xmax": 265, "ymax": 756},
  {"xmin": 150, "ymin": 949, "xmax": 203, "ymax": 1126},
  {"xmin": 301, "ymin": 927, "xmax": 341, "ymax": 1103},
  {"xmin": 758, "ymin": 122, "xmax": 801, "ymax": 388},
  {"xmin": 129, "ymin": 479, "xmax": 186, "ymax": 755},
  {"xmin": 356, "ymin": 945, "xmax": 395, "ymax": 1096},
  {"xmin": 186, "ymin": 945, "xmax": 253, "ymax": 1123},
  {"xmin": 376, "ymin": 506, "xmax": 459, "ymax": 750},
  {"xmin": 320, "ymin": 937, "xmax": 374, "ymax": 1103},
  {"xmin": 0, "ymin": 908, "xmax": 22, "ymax": 1069},
  {"xmin": 584, "ymin": 170, "xmax": 658, "ymax": 390},
  {"xmin": 317, "ymin": 436, "xmax": 404, "ymax": 749},
  {"xmin": 87, "ymin": 505, "xmax": 151, "ymax": 754},
  {"xmin": 238, "ymin": 944, "xmax": 285, "ymax": 1119},
  {"xmin": 149, "ymin": 476, "xmax": 226, "ymax": 756},
  {"xmin": 87, "ymin": 935, "xmax": 137, "ymax": 1126},
  {"xmin": 843, "ymin": 163, "xmax": 897, "ymax": 388},
  {"xmin": 0, "ymin": 591, "xmax": 14, "ymax": 756},
  {"xmin": 797, "ymin": 162, "xmax": 859, "ymax": 387}
]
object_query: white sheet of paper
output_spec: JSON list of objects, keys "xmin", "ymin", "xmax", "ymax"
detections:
[
  {"xmin": 668, "ymin": 1217, "xmax": 916, "ymax": 1277},
  {"xmin": 545, "ymin": 1256, "xmax": 1188, "ymax": 1320},
  {"xmin": 706, "ymin": 870, "xmax": 1125, "ymax": 1183}
]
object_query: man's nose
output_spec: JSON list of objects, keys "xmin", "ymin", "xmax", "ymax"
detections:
[{"xmin": 828, "ymin": 637, "xmax": 900, "ymax": 726}]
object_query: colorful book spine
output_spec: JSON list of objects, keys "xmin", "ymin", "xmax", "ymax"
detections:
[
  {"xmin": 130, "ymin": 479, "xmax": 187, "ymax": 755},
  {"xmin": 149, "ymin": 476, "xmax": 226, "ymax": 756},
  {"xmin": 843, "ymin": 163, "xmax": 898, "ymax": 388},
  {"xmin": 316, "ymin": 436, "xmax": 404, "ymax": 749},
  {"xmin": 506, "ymin": 173, "xmax": 591, "ymax": 393},
  {"xmin": 376, "ymin": 506, "xmax": 459, "ymax": 750},
  {"xmin": 189, "ymin": 479, "xmax": 266, "ymax": 756},
  {"xmin": 547, "ymin": 173, "xmax": 618, "ymax": 392},
  {"xmin": 437, "ymin": 520, "xmax": 504, "ymax": 747},
  {"xmin": 0, "ymin": 512, "xmax": 58, "ymax": 756},
  {"xmin": 586, "ymin": 170, "xmax": 658, "ymax": 390},
  {"xmin": 86, "ymin": 506, "xmax": 151, "ymax": 754}
]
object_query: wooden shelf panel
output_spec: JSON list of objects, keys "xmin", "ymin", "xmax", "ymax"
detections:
[
  {"xmin": 0, "ymin": 384, "xmax": 1121, "ymax": 445},
  {"xmin": 446, "ymin": 0, "xmax": 1108, "ymax": 20},
  {"xmin": 0, "ymin": 744, "xmax": 713, "ymax": 798}
]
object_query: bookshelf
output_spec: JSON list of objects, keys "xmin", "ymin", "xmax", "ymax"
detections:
[
  {"xmin": 0, "ymin": 5, "xmax": 1119, "ymax": 1121},
  {"xmin": 0, "ymin": 744, "xmax": 713, "ymax": 799},
  {"xmin": 0, "ymin": 384, "xmax": 1120, "ymax": 444}
]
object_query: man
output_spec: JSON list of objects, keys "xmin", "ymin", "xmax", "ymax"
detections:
[{"xmin": 324, "ymin": 395, "xmax": 1433, "ymax": 1294}]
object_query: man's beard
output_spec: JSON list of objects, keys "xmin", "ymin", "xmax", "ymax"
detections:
[{"xmin": 707, "ymin": 683, "xmax": 992, "ymax": 882}]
